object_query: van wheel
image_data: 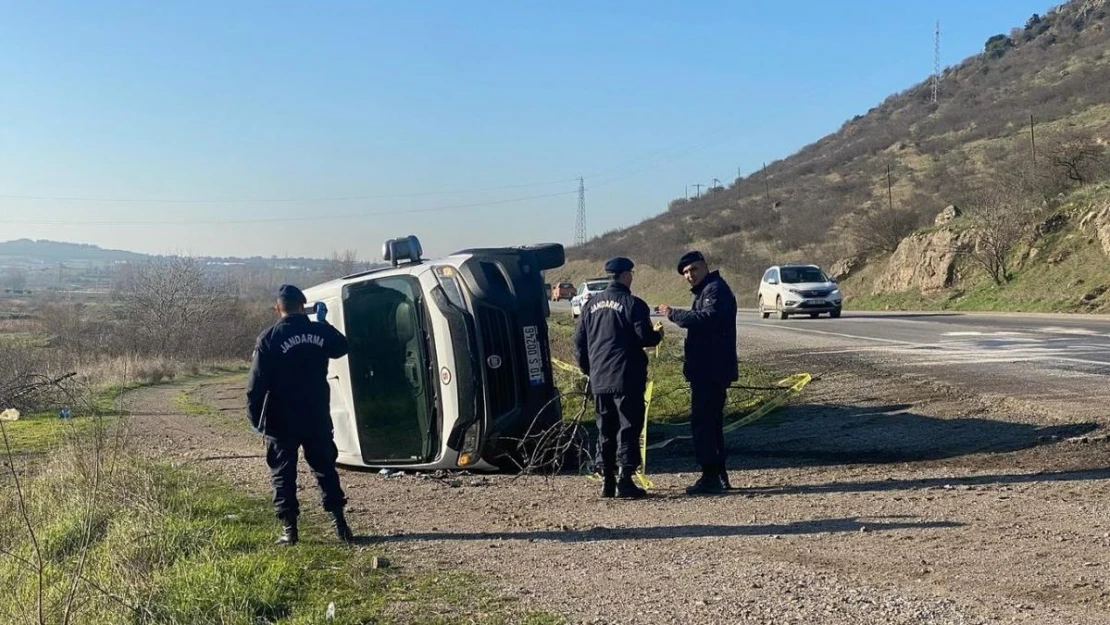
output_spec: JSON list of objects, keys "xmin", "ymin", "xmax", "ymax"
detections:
[
  {"xmin": 776, "ymin": 296, "xmax": 789, "ymax": 320},
  {"xmin": 759, "ymin": 296, "xmax": 770, "ymax": 319}
]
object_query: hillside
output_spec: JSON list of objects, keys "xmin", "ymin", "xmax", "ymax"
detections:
[
  {"xmin": 0, "ymin": 239, "xmax": 149, "ymax": 263},
  {"xmin": 564, "ymin": 0, "xmax": 1110, "ymax": 306}
]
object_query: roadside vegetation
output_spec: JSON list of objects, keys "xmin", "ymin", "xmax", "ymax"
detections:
[{"xmin": 1, "ymin": 254, "xmax": 564, "ymax": 624}]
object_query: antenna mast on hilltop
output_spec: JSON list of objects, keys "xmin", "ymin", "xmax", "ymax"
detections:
[
  {"xmin": 932, "ymin": 20, "xmax": 941, "ymax": 104},
  {"xmin": 574, "ymin": 176, "xmax": 586, "ymax": 246}
]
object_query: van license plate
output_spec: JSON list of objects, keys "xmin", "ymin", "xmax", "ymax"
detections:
[{"xmin": 523, "ymin": 325, "xmax": 544, "ymax": 386}]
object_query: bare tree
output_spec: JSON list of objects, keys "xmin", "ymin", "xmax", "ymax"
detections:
[
  {"xmin": 324, "ymin": 249, "xmax": 362, "ymax": 281},
  {"xmin": 963, "ymin": 189, "xmax": 1036, "ymax": 286},
  {"xmin": 117, "ymin": 257, "xmax": 228, "ymax": 358},
  {"xmin": 1046, "ymin": 130, "xmax": 1107, "ymax": 187},
  {"xmin": 851, "ymin": 207, "xmax": 923, "ymax": 255}
]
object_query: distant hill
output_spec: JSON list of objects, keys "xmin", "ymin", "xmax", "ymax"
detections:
[
  {"xmin": 0, "ymin": 239, "xmax": 357, "ymax": 270},
  {"xmin": 569, "ymin": 0, "xmax": 1110, "ymax": 300},
  {"xmin": 0, "ymin": 239, "xmax": 149, "ymax": 263}
]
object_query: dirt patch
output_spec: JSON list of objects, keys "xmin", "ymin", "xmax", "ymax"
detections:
[{"xmin": 119, "ymin": 354, "xmax": 1110, "ymax": 624}]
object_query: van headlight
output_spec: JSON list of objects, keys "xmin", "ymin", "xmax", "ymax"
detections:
[
  {"xmin": 457, "ymin": 421, "xmax": 481, "ymax": 467},
  {"xmin": 433, "ymin": 265, "xmax": 468, "ymax": 310}
]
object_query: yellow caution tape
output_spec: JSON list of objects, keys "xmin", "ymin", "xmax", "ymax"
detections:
[
  {"xmin": 635, "ymin": 379, "xmax": 654, "ymax": 489},
  {"xmin": 551, "ymin": 330, "xmax": 811, "ymax": 491},
  {"xmin": 551, "ymin": 358, "xmax": 584, "ymax": 376},
  {"xmin": 644, "ymin": 373, "xmax": 811, "ymax": 451}
]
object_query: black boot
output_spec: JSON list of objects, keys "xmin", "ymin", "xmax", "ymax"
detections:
[
  {"xmin": 719, "ymin": 467, "xmax": 732, "ymax": 491},
  {"xmin": 332, "ymin": 510, "xmax": 354, "ymax": 543},
  {"xmin": 275, "ymin": 516, "xmax": 299, "ymax": 546},
  {"xmin": 616, "ymin": 468, "xmax": 647, "ymax": 499},
  {"xmin": 601, "ymin": 469, "xmax": 617, "ymax": 498},
  {"xmin": 685, "ymin": 466, "xmax": 724, "ymax": 495}
]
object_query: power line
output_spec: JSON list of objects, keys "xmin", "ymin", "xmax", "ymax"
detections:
[
  {"xmin": 0, "ymin": 137, "xmax": 725, "ymax": 205},
  {"xmin": 0, "ymin": 189, "xmax": 579, "ymax": 226},
  {"xmin": 0, "ymin": 129, "xmax": 744, "ymax": 227},
  {"xmin": 0, "ymin": 178, "xmax": 582, "ymax": 204}
]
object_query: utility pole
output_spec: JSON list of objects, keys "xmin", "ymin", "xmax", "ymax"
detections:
[
  {"xmin": 574, "ymin": 176, "xmax": 586, "ymax": 246},
  {"xmin": 932, "ymin": 20, "xmax": 941, "ymax": 104},
  {"xmin": 685, "ymin": 185, "xmax": 689, "ymax": 200},
  {"xmin": 762, "ymin": 162, "xmax": 770, "ymax": 199},
  {"xmin": 1030, "ymin": 114, "xmax": 1037, "ymax": 167},
  {"xmin": 712, "ymin": 178, "xmax": 722, "ymax": 189},
  {"xmin": 692, "ymin": 183, "xmax": 704, "ymax": 198},
  {"xmin": 887, "ymin": 164, "xmax": 894, "ymax": 211}
]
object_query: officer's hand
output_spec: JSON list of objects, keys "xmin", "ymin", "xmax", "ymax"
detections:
[
  {"xmin": 314, "ymin": 301, "xmax": 328, "ymax": 323},
  {"xmin": 654, "ymin": 321, "xmax": 665, "ymax": 336},
  {"xmin": 657, "ymin": 304, "xmax": 671, "ymax": 316}
]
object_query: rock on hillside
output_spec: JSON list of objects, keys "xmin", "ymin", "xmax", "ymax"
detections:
[{"xmin": 872, "ymin": 211, "xmax": 971, "ymax": 294}]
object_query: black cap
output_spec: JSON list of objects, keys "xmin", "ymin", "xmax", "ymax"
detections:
[
  {"xmin": 276, "ymin": 284, "xmax": 307, "ymax": 305},
  {"xmin": 603, "ymin": 256, "xmax": 634, "ymax": 274},
  {"xmin": 676, "ymin": 250, "xmax": 705, "ymax": 274}
]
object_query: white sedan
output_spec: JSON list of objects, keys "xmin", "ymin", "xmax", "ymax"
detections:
[{"xmin": 570, "ymin": 278, "xmax": 610, "ymax": 318}]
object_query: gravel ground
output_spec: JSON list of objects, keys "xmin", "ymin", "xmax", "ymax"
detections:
[{"xmin": 124, "ymin": 327, "xmax": 1110, "ymax": 625}]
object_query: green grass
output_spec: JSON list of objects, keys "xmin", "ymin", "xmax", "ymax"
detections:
[
  {"xmin": 0, "ymin": 444, "xmax": 564, "ymax": 625},
  {"xmin": 546, "ymin": 314, "xmax": 781, "ymax": 425},
  {"xmin": 0, "ymin": 413, "xmax": 101, "ymax": 455}
]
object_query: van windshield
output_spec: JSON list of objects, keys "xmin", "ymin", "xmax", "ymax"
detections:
[{"xmin": 586, "ymin": 280, "xmax": 608, "ymax": 292}]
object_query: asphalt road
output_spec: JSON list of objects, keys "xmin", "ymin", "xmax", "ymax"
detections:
[
  {"xmin": 739, "ymin": 309, "xmax": 1110, "ymax": 421},
  {"xmin": 553, "ymin": 300, "xmax": 1110, "ymax": 419}
]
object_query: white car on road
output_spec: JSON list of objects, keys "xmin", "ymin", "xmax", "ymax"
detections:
[
  {"xmin": 757, "ymin": 264, "xmax": 842, "ymax": 319},
  {"xmin": 570, "ymin": 278, "xmax": 609, "ymax": 318}
]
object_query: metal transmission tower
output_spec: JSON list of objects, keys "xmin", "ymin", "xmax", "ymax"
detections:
[
  {"xmin": 574, "ymin": 176, "xmax": 586, "ymax": 246},
  {"xmin": 932, "ymin": 21, "xmax": 941, "ymax": 104}
]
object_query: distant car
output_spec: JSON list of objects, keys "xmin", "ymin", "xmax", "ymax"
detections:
[
  {"xmin": 570, "ymin": 278, "xmax": 609, "ymax": 318},
  {"xmin": 551, "ymin": 281, "xmax": 576, "ymax": 301},
  {"xmin": 757, "ymin": 264, "xmax": 842, "ymax": 319}
]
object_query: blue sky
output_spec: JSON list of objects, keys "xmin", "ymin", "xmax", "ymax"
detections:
[{"xmin": 0, "ymin": 0, "xmax": 1056, "ymax": 259}]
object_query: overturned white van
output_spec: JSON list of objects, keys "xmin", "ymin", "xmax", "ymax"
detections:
[{"xmin": 301, "ymin": 236, "xmax": 565, "ymax": 472}]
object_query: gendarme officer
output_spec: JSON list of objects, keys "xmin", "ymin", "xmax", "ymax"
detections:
[
  {"xmin": 658, "ymin": 251, "xmax": 739, "ymax": 495},
  {"xmin": 573, "ymin": 257, "xmax": 663, "ymax": 498},
  {"xmin": 247, "ymin": 284, "xmax": 354, "ymax": 545}
]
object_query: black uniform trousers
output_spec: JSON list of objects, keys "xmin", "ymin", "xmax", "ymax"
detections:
[
  {"xmin": 690, "ymin": 381, "xmax": 729, "ymax": 469},
  {"xmin": 265, "ymin": 433, "xmax": 347, "ymax": 520},
  {"xmin": 594, "ymin": 391, "xmax": 645, "ymax": 472}
]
